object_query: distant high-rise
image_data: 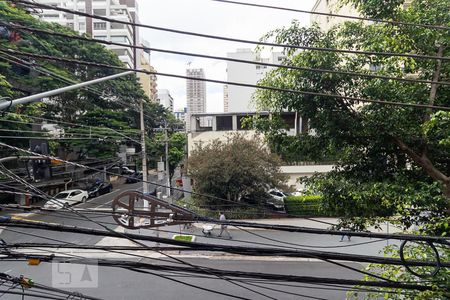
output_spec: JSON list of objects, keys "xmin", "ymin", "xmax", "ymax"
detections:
[
  {"xmin": 225, "ymin": 49, "xmax": 285, "ymax": 112},
  {"xmin": 157, "ymin": 89, "xmax": 174, "ymax": 112},
  {"xmin": 33, "ymin": 0, "xmax": 138, "ymax": 68},
  {"xmin": 186, "ymin": 68, "xmax": 206, "ymax": 131}
]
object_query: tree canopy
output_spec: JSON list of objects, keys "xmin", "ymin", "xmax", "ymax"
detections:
[
  {"xmin": 253, "ymin": 0, "xmax": 450, "ymax": 232},
  {"xmin": 0, "ymin": 1, "xmax": 170, "ymax": 160},
  {"xmin": 188, "ymin": 133, "xmax": 286, "ymax": 206}
]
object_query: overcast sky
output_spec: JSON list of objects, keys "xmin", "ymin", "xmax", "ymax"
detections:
[{"xmin": 137, "ymin": 0, "xmax": 315, "ymax": 112}]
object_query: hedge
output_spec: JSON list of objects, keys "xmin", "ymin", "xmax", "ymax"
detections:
[{"xmin": 285, "ymin": 195, "xmax": 335, "ymax": 217}]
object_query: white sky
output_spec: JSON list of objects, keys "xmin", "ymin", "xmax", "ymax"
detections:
[{"xmin": 137, "ymin": 0, "xmax": 315, "ymax": 112}]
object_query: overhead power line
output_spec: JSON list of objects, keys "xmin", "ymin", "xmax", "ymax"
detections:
[
  {"xmin": 0, "ymin": 50, "xmax": 155, "ymax": 137},
  {"xmin": 1, "ymin": 218, "xmax": 449, "ymax": 267},
  {"xmin": 1, "ymin": 140, "xmax": 450, "ymax": 244},
  {"xmin": 2, "ymin": 23, "xmax": 449, "ymax": 87},
  {"xmin": 211, "ymin": 0, "xmax": 450, "ymax": 31},
  {"xmin": 9, "ymin": 0, "xmax": 450, "ymax": 61},
  {"xmin": 4, "ymin": 49, "xmax": 450, "ymax": 111},
  {"xmin": 0, "ymin": 165, "xmax": 271, "ymax": 299},
  {"xmin": 1, "ymin": 251, "xmax": 438, "ymax": 291}
]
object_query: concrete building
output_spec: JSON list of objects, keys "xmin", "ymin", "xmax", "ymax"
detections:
[
  {"xmin": 138, "ymin": 46, "xmax": 158, "ymax": 102},
  {"xmin": 34, "ymin": 0, "xmax": 138, "ymax": 68},
  {"xmin": 186, "ymin": 68, "xmax": 206, "ymax": 130},
  {"xmin": 310, "ymin": 0, "xmax": 361, "ymax": 30},
  {"xmin": 174, "ymin": 107, "xmax": 187, "ymax": 123},
  {"xmin": 157, "ymin": 89, "xmax": 174, "ymax": 112},
  {"xmin": 187, "ymin": 112, "xmax": 331, "ymax": 189},
  {"xmin": 225, "ymin": 49, "xmax": 285, "ymax": 112}
]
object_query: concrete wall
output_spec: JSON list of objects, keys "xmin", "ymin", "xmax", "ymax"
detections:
[{"xmin": 280, "ymin": 165, "xmax": 334, "ymax": 189}]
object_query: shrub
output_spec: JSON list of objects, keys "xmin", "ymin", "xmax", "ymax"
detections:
[{"xmin": 285, "ymin": 195, "xmax": 335, "ymax": 217}]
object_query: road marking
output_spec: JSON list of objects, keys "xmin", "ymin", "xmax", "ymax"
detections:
[{"xmin": 94, "ymin": 199, "xmax": 114, "ymax": 209}]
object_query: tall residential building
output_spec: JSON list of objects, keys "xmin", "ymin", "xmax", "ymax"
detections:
[
  {"xmin": 34, "ymin": 0, "xmax": 138, "ymax": 68},
  {"xmin": 157, "ymin": 89, "xmax": 174, "ymax": 112},
  {"xmin": 138, "ymin": 46, "xmax": 158, "ymax": 102},
  {"xmin": 225, "ymin": 49, "xmax": 285, "ymax": 112},
  {"xmin": 186, "ymin": 68, "xmax": 206, "ymax": 130},
  {"xmin": 310, "ymin": 0, "xmax": 360, "ymax": 30}
]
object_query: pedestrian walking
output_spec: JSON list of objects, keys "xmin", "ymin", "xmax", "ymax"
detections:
[
  {"xmin": 218, "ymin": 212, "xmax": 232, "ymax": 239},
  {"xmin": 339, "ymin": 225, "xmax": 351, "ymax": 242}
]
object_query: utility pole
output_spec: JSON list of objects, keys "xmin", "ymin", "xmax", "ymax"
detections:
[
  {"xmin": 164, "ymin": 120, "xmax": 171, "ymax": 199},
  {"xmin": 133, "ymin": 24, "xmax": 148, "ymax": 197}
]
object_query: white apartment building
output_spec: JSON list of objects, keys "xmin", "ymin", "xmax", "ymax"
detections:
[
  {"xmin": 157, "ymin": 89, "xmax": 174, "ymax": 112},
  {"xmin": 310, "ymin": 0, "xmax": 361, "ymax": 30},
  {"xmin": 188, "ymin": 112, "xmax": 330, "ymax": 189},
  {"xmin": 186, "ymin": 68, "xmax": 206, "ymax": 130},
  {"xmin": 225, "ymin": 49, "xmax": 285, "ymax": 113},
  {"xmin": 34, "ymin": 0, "xmax": 138, "ymax": 68}
]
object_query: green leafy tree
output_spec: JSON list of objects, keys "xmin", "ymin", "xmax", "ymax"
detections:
[
  {"xmin": 147, "ymin": 130, "xmax": 186, "ymax": 181},
  {"xmin": 0, "ymin": 2, "xmax": 169, "ymax": 162},
  {"xmin": 348, "ymin": 243, "xmax": 450, "ymax": 299},
  {"xmin": 188, "ymin": 133, "xmax": 286, "ymax": 205},
  {"xmin": 254, "ymin": 0, "xmax": 450, "ymax": 229}
]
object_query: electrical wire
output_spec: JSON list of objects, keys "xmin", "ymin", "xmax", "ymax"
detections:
[
  {"xmin": 4, "ymin": 48, "xmax": 449, "ymax": 111},
  {"xmin": 1, "ymin": 112, "xmax": 140, "ymax": 136},
  {"xmin": 211, "ymin": 0, "xmax": 450, "ymax": 30},
  {"xmin": 0, "ymin": 139, "xmax": 339, "ymax": 228},
  {"xmin": 3, "ymin": 218, "xmax": 448, "ymax": 269},
  {"xmin": 2, "ymin": 204, "xmax": 388, "ymax": 250},
  {"xmin": 0, "ymin": 168, "xmax": 281, "ymax": 300},
  {"xmin": 1, "ymin": 23, "xmax": 448, "ymax": 87},
  {"xmin": 1, "ymin": 141, "xmax": 449, "ymax": 245},
  {"xmin": 0, "ymin": 50, "xmax": 156, "ymax": 133},
  {"xmin": 9, "ymin": 0, "xmax": 450, "ymax": 61}
]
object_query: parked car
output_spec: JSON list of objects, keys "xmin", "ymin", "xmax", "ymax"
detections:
[
  {"xmin": 125, "ymin": 172, "xmax": 143, "ymax": 184},
  {"xmin": 267, "ymin": 189, "xmax": 287, "ymax": 210},
  {"xmin": 109, "ymin": 166, "xmax": 135, "ymax": 175},
  {"xmin": 88, "ymin": 181, "xmax": 113, "ymax": 198},
  {"xmin": 43, "ymin": 189, "xmax": 88, "ymax": 209}
]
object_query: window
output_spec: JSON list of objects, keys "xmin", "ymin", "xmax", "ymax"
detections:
[
  {"xmin": 111, "ymin": 23, "xmax": 125, "ymax": 29},
  {"xmin": 112, "ymin": 49, "xmax": 127, "ymax": 56},
  {"xmin": 216, "ymin": 116, "xmax": 233, "ymax": 131},
  {"xmin": 94, "ymin": 35, "xmax": 107, "ymax": 40},
  {"xmin": 79, "ymin": 22, "xmax": 86, "ymax": 31},
  {"xmin": 110, "ymin": 35, "xmax": 130, "ymax": 44},
  {"xmin": 43, "ymin": 14, "xmax": 59, "ymax": 18},
  {"xmin": 93, "ymin": 9, "xmax": 106, "ymax": 16},
  {"xmin": 93, "ymin": 22, "xmax": 107, "ymax": 30},
  {"xmin": 65, "ymin": 13, "xmax": 74, "ymax": 19},
  {"xmin": 66, "ymin": 23, "xmax": 74, "ymax": 29}
]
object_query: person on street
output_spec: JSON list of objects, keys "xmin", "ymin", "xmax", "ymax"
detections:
[
  {"xmin": 339, "ymin": 225, "xmax": 351, "ymax": 242},
  {"xmin": 218, "ymin": 212, "xmax": 232, "ymax": 239}
]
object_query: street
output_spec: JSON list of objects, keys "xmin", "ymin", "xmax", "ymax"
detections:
[{"xmin": 0, "ymin": 181, "xmax": 396, "ymax": 299}]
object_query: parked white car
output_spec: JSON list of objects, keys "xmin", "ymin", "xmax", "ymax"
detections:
[
  {"xmin": 267, "ymin": 189, "xmax": 287, "ymax": 209},
  {"xmin": 43, "ymin": 189, "xmax": 88, "ymax": 209}
]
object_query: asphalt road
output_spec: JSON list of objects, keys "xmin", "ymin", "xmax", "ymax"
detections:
[
  {"xmin": 0, "ymin": 259, "xmax": 365, "ymax": 300},
  {"xmin": 0, "ymin": 180, "xmax": 391, "ymax": 299}
]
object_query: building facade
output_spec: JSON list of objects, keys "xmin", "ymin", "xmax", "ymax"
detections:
[
  {"xmin": 157, "ymin": 89, "xmax": 174, "ymax": 112},
  {"xmin": 310, "ymin": 0, "xmax": 360, "ymax": 30},
  {"xmin": 187, "ymin": 112, "xmax": 329, "ymax": 189},
  {"xmin": 186, "ymin": 68, "xmax": 206, "ymax": 130},
  {"xmin": 34, "ymin": 0, "xmax": 138, "ymax": 68},
  {"xmin": 138, "ymin": 47, "xmax": 158, "ymax": 102},
  {"xmin": 174, "ymin": 107, "xmax": 187, "ymax": 123},
  {"xmin": 225, "ymin": 49, "xmax": 285, "ymax": 112}
]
